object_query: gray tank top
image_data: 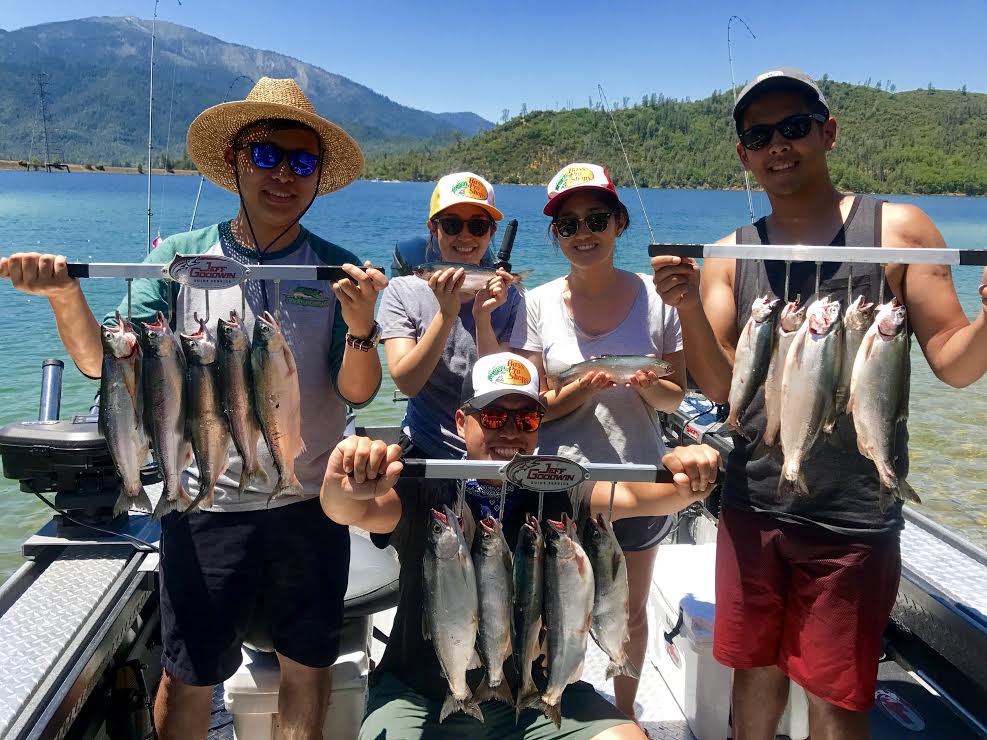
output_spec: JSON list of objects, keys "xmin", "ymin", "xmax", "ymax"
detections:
[{"xmin": 724, "ymin": 196, "xmax": 906, "ymax": 533}]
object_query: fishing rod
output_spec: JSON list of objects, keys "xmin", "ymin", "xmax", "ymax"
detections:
[
  {"xmin": 189, "ymin": 74, "xmax": 255, "ymax": 231},
  {"xmin": 146, "ymin": 0, "xmax": 183, "ymax": 256},
  {"xmin": 494, "ymin": 218, "xmax": 518, "ymax": 272},
  {"xmin": 727, "ymin": 15, "xmax": 757, "ymax": 225},
  {"xmin": 648, "ymin": 242, "xmax": 987, "ymax": 266},
  {"xmin": 597, "ymin": 84, "xmax": 656, "ymax": 243}
]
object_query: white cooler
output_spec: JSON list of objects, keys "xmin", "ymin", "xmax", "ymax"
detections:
[
  {"xmin": 223, "ymin": 615, "xmax": 370, "ymax": 740},
  {"xmin": 648, "ymin": 543, "xmax": 809, "ymax": 740}
]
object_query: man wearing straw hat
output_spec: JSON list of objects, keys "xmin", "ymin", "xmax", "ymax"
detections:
[
  {"xmin": 1, "ymin": 77, "xmax": 387, "ymax": 738},
  {"xmin": 652, "ymin": 68, "xmax": 987, "ymax": 740}
]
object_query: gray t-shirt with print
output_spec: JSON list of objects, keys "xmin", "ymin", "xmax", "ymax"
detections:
[
  {"xmin": 106, "ymin": 221, "xmax": 375, "ymax": 512},
  {"xmin": 510, "ymin": 272, "xmax": 682, "ymax": 466},
  {"xmin": 377, "ymin": 275, "xmax": 520, "ymax": 459}
]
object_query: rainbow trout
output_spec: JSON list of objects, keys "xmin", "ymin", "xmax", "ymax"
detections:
[
  {"xmin": 727, "ymin": 295, "xmax": 781, "ymax": 440},
  {"xmin": 412, "ymin": 262, "xmax": 530, "ymax": 294},
  {"xmin": 584, "ymin": 513, "xmax": 637, "ymax": 680},
  {"xmin": 423, "ymin": 506, "xmax": 483, "ymax": 723},
  {"xmin": 471, "ymin": 513, "xmax": 514, "ymax": 707},
  {"xmin": 835, "ymin": 295, "xmax": 875, "ymax": 417},
  {"xmin": 512, "ymin": 514, "xmax": 544, "ymax": 721},
  {"xmin": 848, "ymin": 299, "xmax": 919, "ymax": 508},
  {"xmin": 762, "ymin": 300, "xmax": 807, "ymax": 448},
  {"xmin": 557, "ymin": 354, "xmax": 673, "ymax": 385},
  {"xmin": 99, "ymin": 313, "xmax": 152, "ymax": 517}
]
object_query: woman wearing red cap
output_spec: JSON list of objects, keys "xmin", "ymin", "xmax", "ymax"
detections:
[{"xmin": 511, "ymin": 163, "xmax": 686, "ymax": 720}]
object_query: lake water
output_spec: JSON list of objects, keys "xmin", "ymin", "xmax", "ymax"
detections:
[{"xmin": 1, "ymin": 172, "xmax": 985, "ymax": 582}]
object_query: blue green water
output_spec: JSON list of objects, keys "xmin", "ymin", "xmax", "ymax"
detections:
[{"xmin": 1, "ymin": 172, "xmax": 985, "ymax": 582}]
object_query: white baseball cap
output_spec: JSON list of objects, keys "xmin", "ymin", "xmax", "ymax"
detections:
[
  {"xmin": 544, "ymin": 162, "xmax": 622, "ymax": 216},
  {"xmin": 428, "ymin": 171, "xmax": 504, "ymax": 221},
  {"xmin": 460, "ymin": 353, "xmax": 544, "ymax": 410}
]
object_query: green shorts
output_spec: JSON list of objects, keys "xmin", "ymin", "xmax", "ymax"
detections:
[{"xmin": 360, "ymin": 671, "xmax": 632, "ymax": 740}]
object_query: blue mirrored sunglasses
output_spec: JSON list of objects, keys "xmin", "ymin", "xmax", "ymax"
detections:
[{"xmin": 241, "ymin": 141, "xmax": 321, "ymax": 177}]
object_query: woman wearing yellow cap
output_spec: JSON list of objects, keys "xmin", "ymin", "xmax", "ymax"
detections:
[
  {"xmin": 512, "ymin": 163, "xmax": 687, "ymax": 720},
  {"xmin": 377, "ymin": 172, "xmax": 522, "ymax": 459}
]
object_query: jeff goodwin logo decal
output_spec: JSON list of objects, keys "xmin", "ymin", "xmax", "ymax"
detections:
[
  {"xmin": 452, "ymin": 176, "xmax": 489, "ymax": 201},
  {"xmin": 285, "ymin": 286, "xmax": 331, "ymax": 308},
  {"xmin": 166, "ymin": 254, "xmax": 248, "ymax": 289},
  {"xmin": 487, "ymin": 358, "xmax": 531, "ymax": 386},
  {"xmin": 501, "ymin": 455, "xmax": 589, "ymax": 492}
]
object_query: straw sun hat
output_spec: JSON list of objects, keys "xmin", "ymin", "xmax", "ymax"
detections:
[{"xmin": 186, "ymin": 77, "xmax": 364, "ymax": 196}]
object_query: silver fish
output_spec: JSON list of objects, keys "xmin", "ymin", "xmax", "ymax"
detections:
[
  {"xmin": 779, "ymin": 297, "xmax": 844, "ymax": 497},
  {"xmin": 557, "ymin": 354, "xmax": 674, "ymax": 386},
  {"xmin": 412, "ymin": 261, "xmax": 531, "ymax": 294},
  {"xmin": 539, "ymin": 514, "xmax": 595, "ymax": 729},
  {"xmin": 471, "ymin": 513, "xmax": 515, "ymax": 707},
  {"xmin": 140, "ymin": 311, "xmax": 191, "ymax": 518},
  {"xmin": 763, "ymin": 300, "xmax": 807, "ymax": 448},
  {"xmin": 423, "ymin": 506, "xmax": 483, "ymax": 723},
  {"xmin": 217, "ymin": 311, "xmax": 268, "ymax": 495},
  {"xmin": 512, "ymin": 514, "xmax": 544, "ymax": 721},
  {"xmin": 727, "ymin": 295, "xmax": 781, "ymax": 440},
  {"xmin": 99, "ymin": 312, "xmax": 152, "ymax": 518},
  {"xmin": 835, "ymin": 295, "xmax": 875, "ymax": 417},
  {"xmin": 848, "ymin": 299, "xmax": 919, "ymax": 508},
  {"xmin": 180, "ymin": 318, "xmax": 231, "ymax": 513},
  {"xmin": 251, "ymin": 311, "xmax": 305, "ymax": 503},
  {"xmin": 584, "ymin": 513, "xmax": 637, "ymax": 680}
]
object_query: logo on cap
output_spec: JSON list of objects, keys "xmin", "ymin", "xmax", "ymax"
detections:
[
  {"xmin": 554, "ymin": 166, "xmax": 595, "ymax": 192},
  {"xmin": 452, "ymin": 177, "xmax": 489, "ymax": 201},
  {"xmin": 488, "ymin": 358, "xmax": 531, "ymax": 386}
]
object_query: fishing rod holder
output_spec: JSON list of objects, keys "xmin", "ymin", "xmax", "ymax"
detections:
[{"xmin": 648, "ymin": 243, "xmax": 987, "ymax": 266}]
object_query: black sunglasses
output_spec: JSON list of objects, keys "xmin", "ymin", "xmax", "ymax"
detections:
[
  {"xmin": 738, "ymin": 112, "xmax": 827, "ymax": 151},
  {"xmin": 553, "ymin": 212, "xmax": 614, "ymax": 239},
  {"xmin": 466, "ymin": 405, "xmax": 544, "ymax": 432},
  {"xmin": 432, "ymin": 216, "xmax": 494, "ymax": 237},
  {"xmin": 239, "ymin": 141, "xmax": 322, "ymax": 177}
]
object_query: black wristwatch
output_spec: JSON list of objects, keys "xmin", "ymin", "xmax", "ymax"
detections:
[{"xmin": 345, "ymin": 321, "xmax": 382, "ymax": 351}]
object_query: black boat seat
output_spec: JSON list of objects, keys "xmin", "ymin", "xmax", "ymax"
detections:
[{"xmin": 242, "ymin": 531, "xmax": 399, "ymax": 652}]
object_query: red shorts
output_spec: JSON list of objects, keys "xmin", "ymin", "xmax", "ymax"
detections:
[{"xmin": 713, "ymin": 505, "xmax": 901, "ymax": 711}]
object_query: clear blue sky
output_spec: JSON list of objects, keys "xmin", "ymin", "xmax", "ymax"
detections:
[{"xmin": 4, "ymin": 0, "xmax": 986, "ymax": 123}]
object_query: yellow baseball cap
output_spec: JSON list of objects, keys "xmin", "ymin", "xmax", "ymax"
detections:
[{"xmin": 428, "ymin": 172, "xmax": 504, "ymax": 221}]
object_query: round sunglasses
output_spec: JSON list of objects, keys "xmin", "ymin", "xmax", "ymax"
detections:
[
  {"xmin": 239, "ymin": 141, "xmax": 322, "ymax": 177},
  {"xmin": 553, "ymin": 212, "xmax": 614, "ymax": 239},
  {"xmin": 738, "ymin": 112, "xmax": 827, "ymax": 151},
  {"xmin": 466, "ymin": 405, "xmax": 544, "ymax": 433},
  {"xmin": 432, "ymin": 216, "xmax": 495, "ymax": 237}
]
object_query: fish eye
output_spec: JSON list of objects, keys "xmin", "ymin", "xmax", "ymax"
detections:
[{"xmin": 432, "ymin": 524, "xmax": 442, "ymax": 534}]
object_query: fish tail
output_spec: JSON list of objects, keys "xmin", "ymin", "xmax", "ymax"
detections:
[
  {"xmin": 112, "ymin": 492, "xmax": 131, "ymax": 519},
  {"xmin": 898, "ymin": 478, "xmax": 921, "ymax": 504},
  {"xmin": 267, "ymin": 473, "xmax": 304, "ymax": 505},
  {"xmin": 778, "ymin": 466, "xmax": 808, "ymax": 498},
  {"xmin": 606, "ymin": 657, "xmax": 640, "ymax": 680},
  {"xmin": 238, "ymin": 463, "xmax": 269, "ymax": 497},
  {"xmin": 882, "ymin": 478, "xmax": 920, "ymax": 511},
  {"xmin": 439, "ymin": 691, "xmax": 484, "ymax": 724},
  {"xmin": 728, "ymin": 414, "xmax": 753, "ymax": 442},
  {"xmin": 131, "ymin": 487, "xmax": 154, "ymax": 515},
  {"xmin": 151, "ymin": 493, "xmax": 179, "ymax": 521},
  {"xmin": 515, "ymin": 687, "xmax": 541, "ymax": 723},
  {"xmin": 474, "ymin": 673, "xmax": 514, "ymax": 707},
  {"xmin": 182, "ymin": 485, "xmax": 213, "ymax": 515},
  {"xmin": 538, "ymin": 699, "xmax": 562, "ymax": 730}
]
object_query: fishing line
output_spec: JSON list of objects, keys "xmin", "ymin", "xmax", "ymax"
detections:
[
  {"xmin": 814, "ymin": 261, "xmax": 822, "ymax": 298},
  {"xmin": 167, "ymin": 279, "xmax": 174, "ymax": 324},
  {"xmin": 597, "ymin": 84, "xmax": 655, "ymax": 243},
  {"xmin": 498, "ymin": 481, "xmax": 508, "ymax": 522},
  {"xmin": 456, "ymin": 479, "xmax": 466, "ymax": 518},
  {"xmin": 273, "ymin": 279, "xmax": 281, "ymax": 320},
  {"xmin": 727, "ymin": 15, "xmax": 757, "ymax": 226},
  {"xmin": 607, "ymin": 480, "xmax": 617, "ymax": 522},
  {"xmin": 537, "ymin": 491, "xmax": 544, "ymax": 524},
  {"xmin": 126, "ymin": 279, "xmax": 133, "ymax": 323},
  {"xmin": 847, "ymin": 263, "xmax": 854, "ymax": 305},
  {"xmin": 879, "ymin": 264, "xmax": 887, "ymax": 305},
  {"xmin": 783, "ymin": 261, "xmax": 791, "ymax": 302}
]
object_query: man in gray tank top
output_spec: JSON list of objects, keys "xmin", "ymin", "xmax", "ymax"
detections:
[{"xmin": 652, "ymin": 68, "xmax": 987, "ymax": 740}]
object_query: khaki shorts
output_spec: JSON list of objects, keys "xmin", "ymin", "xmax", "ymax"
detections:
[{"xmin": 360, "ymin": 671, "xmax": 632, "ymax": 740}]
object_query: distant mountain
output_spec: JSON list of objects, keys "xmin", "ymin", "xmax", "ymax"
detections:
[
  {"xmin": 0, "ymin": 16, "xmax": 493, "ymax": 166},
  {"xmin": 366, "ymin": 81, "xmax": 987, "ymax": 196}
]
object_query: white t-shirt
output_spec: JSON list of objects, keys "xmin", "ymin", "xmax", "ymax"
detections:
[{"xmin": 510, "ymin": 272, "xmax": 682, "ymax": 466}]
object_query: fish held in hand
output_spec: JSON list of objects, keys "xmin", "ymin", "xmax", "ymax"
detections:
[
  {"xmin": 180, "ymin": 317, "xmax": 231, "ymax": 513},
  {"xmin": 471, "ymin": 513, "xmax": 515, "ymax": 707},
  {"xmin": 412, "ymin": 261, "xmax": 531, "ymax": 294},
  {"xmin": 763, "ymin": 300, "xmax": 807, "ymax": 448},
  {"xmin": 557, "ymin": 354, "xmax": 673, "ymax": 386},
  {"xmin": 99, "ymin": 312, "xmax": 152, "ymax": 517},
  {"xmin": 251, "ymin": 311, "xmax": 305, "ymax": 503},
  {"xmin": 539, "ymin": 513, "xmax": 595, "ymax": 729},
  {"xmin": 778, "ymin": 297, "xmax": 844, "ymax": 497},
  {"xmin": 584, "ymin": 513, "xmax": 637, "ymax": 680},
  {"xmin": 512, "ymin": 513, "xmax": 544, "ymax": 722},
  {"xmin": 423, "ymin": 506, "xmax": 483, "ymax": 723},
  {"xmin": 217, "ymin": 311, "xmax": 268, "ymax": 495},
  {"xmin": 727, "ymin": 295, "xmax": 781, "ymax": 440},
  {"xmin": 141, "ymin": 311, "xmax": 191, "ymax": 518},
  {"xmin": 848, "ymin": 299, "xmax": 918, "ymax": 508}
]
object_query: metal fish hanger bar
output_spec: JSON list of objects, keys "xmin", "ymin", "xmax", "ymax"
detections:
[
  {"xmin": 63, "ymin": 263, "xmax": 383, "ymax": 282},
  {"xmin": 649, "ymin": 243, "xmax": 987, "ymax": 266},
  {"xmin": 400, "ymin": 458, "xmax": 674, "ymax": 485}
]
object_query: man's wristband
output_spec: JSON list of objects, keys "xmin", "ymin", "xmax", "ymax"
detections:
[{"xmin": 345, "ymin": 321, "xmax": 382, "ymax": 351}]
